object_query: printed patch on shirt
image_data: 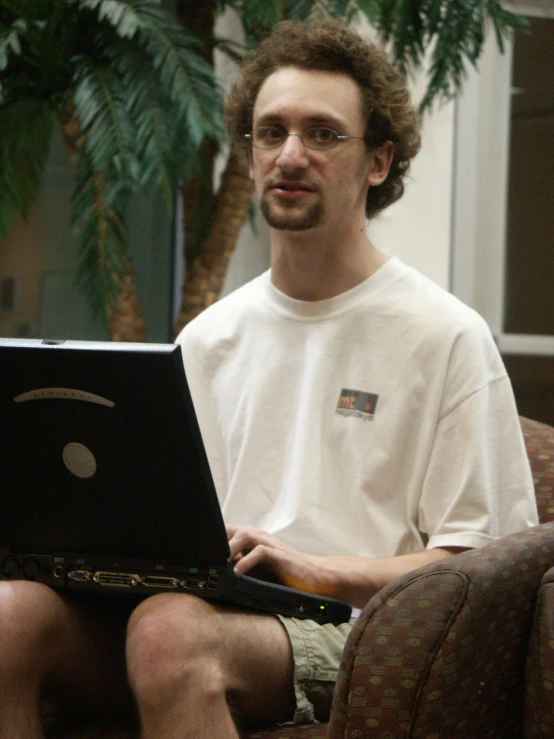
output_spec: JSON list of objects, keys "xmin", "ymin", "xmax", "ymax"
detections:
[{"xmin": 335, "ymin": 389, "xmax": 378, "ymax": 422}]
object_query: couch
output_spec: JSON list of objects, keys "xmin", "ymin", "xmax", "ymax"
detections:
[{"xmin": 47, "ymin": 416, "xmax": 554, "ymax": 739}]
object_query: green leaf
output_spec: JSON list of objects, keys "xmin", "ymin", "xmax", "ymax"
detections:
[
  {"xmin": 0, "ymin": 99, "xmax": 54, "ymax": 239},
  {"xmin": 354, "ymin": 0, "xmax": 528, "ymax": 113},
  {"xmin": 72, "ymin": 0, "xmax": 147, "ymax": 39},
  {"xmin": 133, "ymin": 7, "xmax": 225, "ymax": 146},
  {"xmin": 242, "ymin": 0, "xmax": 284, "ymax": 31},
  {"xmin": 328, "ymin": 0, "xmax": 360, "ymax": 24},
  {"xmin": 282, "ymin": 0, "xmax": 314, "ymax": 21},
  {"xmin": 72, "ymin": 56, "xmax": 140, "ymax": 183},
  {"xmin": 390, "ymin": 0, "xmax": 425, "ymax": 73},
  {"xmin": 0, "ymin": 23, "xmax": 22, "ymax": 70},
  {"xmin": 212, "ymin": 35, "xmax": 246, "ymax": 65},
  {"xmin": 107, "ymin": 44, "xmax": 186, "ymax": 200},
  {"xmin": 488, "ymin": 3, "xmax": 530, "ymax": 54},
  {"xmin": 427, "ymin": 0, "xmax": 443, "ymax": 34},
  {"xmin": 352, "ymin": 0, "xmax": 381, "ymax": 26},
  {"xmin": 70, "ymin": 161, "xmax": 131, "ymax": 320}
]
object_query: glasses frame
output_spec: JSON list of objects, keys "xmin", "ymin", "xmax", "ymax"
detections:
[{"xmin": 244, "ymin": 126, "xmax": 366, "ymax": 151}]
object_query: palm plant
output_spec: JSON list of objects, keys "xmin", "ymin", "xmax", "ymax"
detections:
[
  {"xmin": 0, "ymin": 0, "xmax": 224, "ymax": 339},
  {"xmin": 1, "ymin": 0, "xmax": 527, "ymax": 340},
  {"xmin": 173, "ymin": 0, "xmax": 528, "ymax": 333}
]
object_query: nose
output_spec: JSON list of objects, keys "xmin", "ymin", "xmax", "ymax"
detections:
[{"xmin": 275, "ymin": 133, "xmax": 309, "ymax": 171}]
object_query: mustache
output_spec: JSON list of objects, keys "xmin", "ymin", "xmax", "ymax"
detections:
[{"xmin": 263, "ymin": 175, "xmax": 321, "ymax": 194}]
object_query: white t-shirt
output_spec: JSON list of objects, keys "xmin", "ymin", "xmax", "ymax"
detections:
[{"xmin": 176, "ymin": 257, "xmax": 538, "ymax": 559}]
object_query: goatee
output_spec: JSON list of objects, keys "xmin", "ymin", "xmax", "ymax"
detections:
[{"xmin": 260, "ymin": 196, "xmax": 324, "ymax": 231}]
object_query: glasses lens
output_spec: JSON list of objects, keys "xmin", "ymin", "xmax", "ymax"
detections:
[
  {"xmin": 253, "ymin": 126, "xmax": 286, "ymax": 149},
  {"xmin": 249, "ymin": 126, "xmax": 341, "ymax": 150},
  {"xmin": 304, "ymin": 127, "xmax": 339, "ymax": 150}
]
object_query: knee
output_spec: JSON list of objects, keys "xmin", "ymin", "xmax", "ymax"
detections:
[
  {"xmin": 0, "ymin": 581, "xmax": 60, "ymax": 669},
  {"xmin": 126, "ymin": 594, "xmax": 225, "ymax": 706}
]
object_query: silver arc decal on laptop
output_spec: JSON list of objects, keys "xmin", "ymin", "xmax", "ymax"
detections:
[{"xmin": 14, "ymin": 388, "xmax": 115, "ymax": 407}]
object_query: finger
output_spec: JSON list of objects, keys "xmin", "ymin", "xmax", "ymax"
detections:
[
  {"xmin": 225, "ymin": 523, "xmax": 239, "ymax": 540},
  {"xmin": 233, "ymin": 544, "xmax": 282, "ymax": 576},
  {"xmin": 228, "ymin": 527, "xmax": 273, "ymax": 560}
]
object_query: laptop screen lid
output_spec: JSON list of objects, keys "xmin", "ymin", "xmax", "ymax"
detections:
[{"xmin": 0, "ymin": 338, "xmax": 229, "ymax": 565}]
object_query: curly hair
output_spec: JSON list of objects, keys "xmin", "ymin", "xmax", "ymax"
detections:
[{"xmin": 226, "ymin": 18, "xmax": 421, "ymax": 219}]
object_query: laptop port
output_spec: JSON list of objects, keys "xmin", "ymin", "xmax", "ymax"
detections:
[
  {"xmin": 142, "ymin": 575, "xmax": 180, "ymax": 589},
  {"xmin": 93, "ymin": 571, "xmax": 140, "ymax": 587},
  {"xmin": 181, "ymin": 579, "xmax": 200, "ymax": 590},
  {"xmin": 68, "ymin": 570, "xmax": 92, "ymax": 582}
]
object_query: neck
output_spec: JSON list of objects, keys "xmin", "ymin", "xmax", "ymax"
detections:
[{"xmin": 270, "ymin": 223, "xmax": 388, "ymax": 301}]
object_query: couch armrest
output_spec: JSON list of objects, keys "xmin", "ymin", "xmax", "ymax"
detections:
[
  {"xmin": 525, "ymin": 566, "xmax": 554, "ymax": 738},
  {"xmin": 329, "ymin": 522, "xmax": 554, "ymax": 739}
]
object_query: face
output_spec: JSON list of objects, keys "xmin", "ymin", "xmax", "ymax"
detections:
[{"xmin": 249, "ymin": 67, "xmax": 391, "ymax": 235}]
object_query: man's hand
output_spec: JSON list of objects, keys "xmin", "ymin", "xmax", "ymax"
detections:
[
  {"xmin": 226, "ymin": 524, "xmax": 339, "ymax": 598},
  {"xmin": 227, "ymin": 524, "xmax": 469, "ymax": 609}
]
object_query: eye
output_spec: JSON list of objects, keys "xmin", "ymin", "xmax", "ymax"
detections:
[
  {"xmin": 305, "ymin": 127, "xmax": 339, "ymax": 147},
  {"xmin": 254, "ymin": 126, "xmax": 286, "ymax": 145}
]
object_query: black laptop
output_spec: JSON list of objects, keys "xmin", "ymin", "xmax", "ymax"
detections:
[{"xmin": 0, "ymin": 338, "xmax": 351, "ymax": 625}]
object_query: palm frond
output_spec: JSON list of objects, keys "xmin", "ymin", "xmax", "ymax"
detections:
[
  {"xmin": 0, "ymin": 19, "xmax": 22, "ymax": 70},
  {"xmin": 350, "ymin": 0, "xmax": 380, "ymax": 25},
  {"xmin": 70, "ymin": 162, "xmax": 130, "ymax": 320},
  {"xmin": 0, "ymin": 19, "xmax": 24, "ymax": 102},
  {"xmin": 107, "ymin": 43, "xmax": 191, "ymax": 201},
  {"xmin": 309, "ymin": 0, "xmax": 359, "ymax": 24},
  {"xmin": 282, "ymin": 0, "xmax": 315, "ymax": 21},
  {"xmin": 488, "ymin": 2, "xmax": 530, "ymax": 54},
  {"xmin": 418, "ymin": 0, "xmax": 524, "ymax": 111},
  {"xmin": 242, "ymin": 0, "xmax": 283, "ymax": 31},
  {"xmin": 0, "ymin": 98, "xmax": 54, "ymax": 238},
  {"xmin": 71, "ymin": 0, "xmax": 145, "ymax": 39},
  {"xmin": 133, "ymin": 6, "xmax": 225, "ymax": 145},
  {"xmin": 215, "ymin": 0, "xmax": 233, "ymax": 13},
  {"xmin": 389, "ymin": 0, "xmax": 426, "ymax": 74},
  {"xmin": 212, "ymin": 35, "xmax": 246, "ymax": 65},
  {"xmin": 72, "ymin": 56, "xmax": 140, "ymax": 182},
  {"xmin": 354, "ymin": 0, "xmax": 529, "ymax": 112}
]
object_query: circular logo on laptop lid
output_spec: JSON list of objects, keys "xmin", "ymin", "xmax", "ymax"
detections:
[{"xmin": 62, "ymin": 442, "xmax": 97, "ymax": 479}]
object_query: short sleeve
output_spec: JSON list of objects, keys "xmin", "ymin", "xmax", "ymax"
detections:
[{"xmin": 419, "ymin": 376, "xmax": 538, "ymax": 551}]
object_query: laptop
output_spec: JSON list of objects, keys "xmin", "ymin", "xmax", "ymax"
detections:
[{"xmin": 0, "ymin": 338, "xmax": 351, "ymax": 625}]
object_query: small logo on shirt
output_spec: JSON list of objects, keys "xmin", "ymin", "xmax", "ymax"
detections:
[{"xmin": 335, "ymin": 389, "xmax": 378, "ymax": 422}]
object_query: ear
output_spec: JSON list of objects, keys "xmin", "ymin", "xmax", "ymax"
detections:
[
  {"xmin": 367, "ymin": 141, "xmax": 394, "ymax": 187},
  {"xmin": 247, "ymin": 146, "xmax": 254, "ymax": 180}
]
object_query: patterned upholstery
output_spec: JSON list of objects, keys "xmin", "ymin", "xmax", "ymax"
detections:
[
  {"xmin": 521, "ymin": 418, "xmax": 554, "ymax": 739},
  {"xmin": 519, "ymin": 416, "xmax": 554, "ymax": 525},
  {"xmin": 525, "ymin": 567, "xmax": 554, "ymax": 738},
  {"xmin": 46, "ymin": 417, "xmax": 554, "ymax": 739},
  {"xmin": 329, "ymin": 523, "xmax": 554, "ymax": 739}
]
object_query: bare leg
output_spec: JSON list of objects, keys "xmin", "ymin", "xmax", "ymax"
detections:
[
  {"xmin": 126, "ymin": 593, "xmax": 295, "ymax": 739},
  {"xmin": 0, "ymin": 580, "xmax": 133, "ymax": 739}
]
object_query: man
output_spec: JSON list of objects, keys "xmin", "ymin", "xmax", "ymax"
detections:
[{"xmin": 0, "ymin": 18, "xmax": 537, "ymax": 739}]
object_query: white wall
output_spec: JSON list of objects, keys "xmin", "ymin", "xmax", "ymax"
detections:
[
  {"xmin": 451, "ymin": 31, "xmax": 514, "ymax": 332},
  {"xmin": 368, "ymin": 92, "xmax": 453, "ymax": 290}
]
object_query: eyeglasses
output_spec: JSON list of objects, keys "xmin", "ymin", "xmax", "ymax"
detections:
[{"xmin": 244, "ymin": 125, "xmax": 365, "ymax": 151}]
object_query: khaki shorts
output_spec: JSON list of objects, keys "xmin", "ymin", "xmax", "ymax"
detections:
[{"xmin": 276, "ymin": 615, "xmax": 355, "ymax": 724}]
